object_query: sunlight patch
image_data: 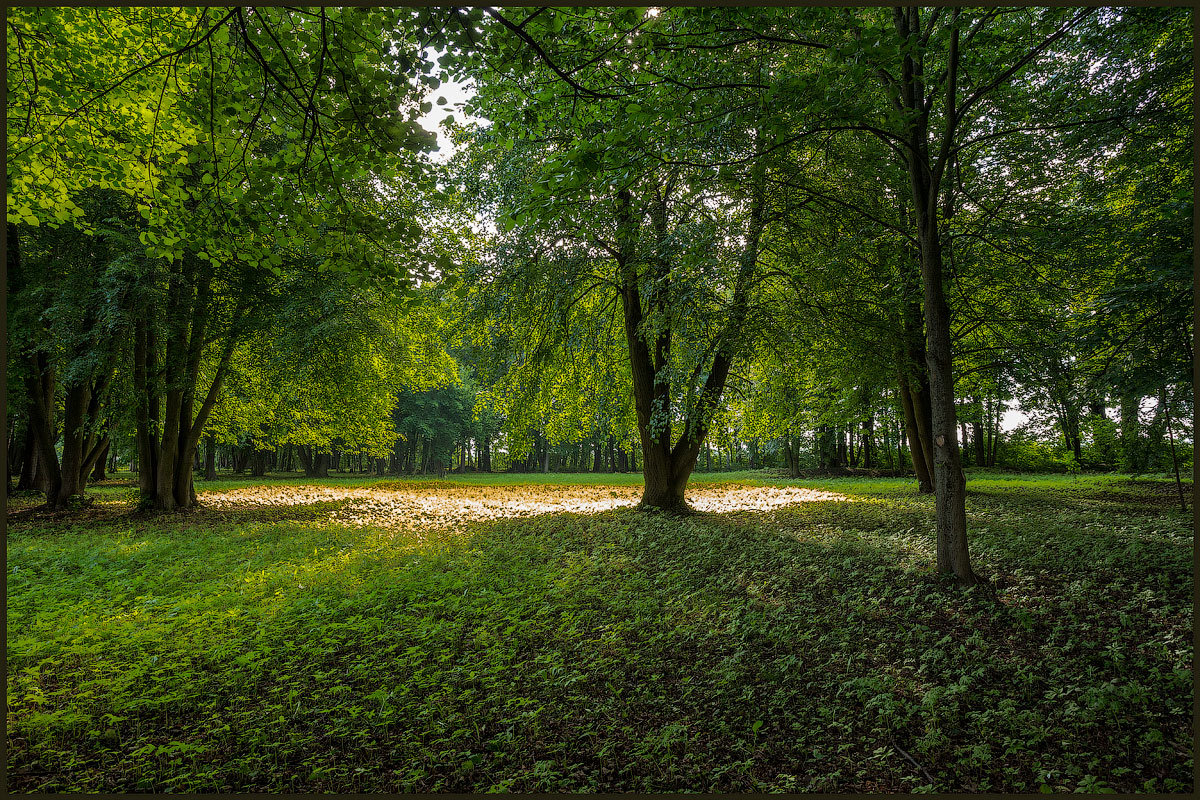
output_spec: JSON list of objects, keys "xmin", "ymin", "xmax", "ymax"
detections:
[{"xmin": 198, "ymin": 484, "xmax": 848, "ymax": 532}]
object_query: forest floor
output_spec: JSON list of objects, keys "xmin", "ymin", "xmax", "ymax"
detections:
[{"xmin": 6, "ymin": 471, "xmax": 1193, "ymax": 792}]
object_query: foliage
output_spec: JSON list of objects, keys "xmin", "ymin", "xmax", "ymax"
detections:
[{"xmin": 7, "ymin": 473, "xmax": 1192, "ymax": 792}]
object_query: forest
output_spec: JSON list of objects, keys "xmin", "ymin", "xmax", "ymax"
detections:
[{"xmin": 5, "ymin": 5, "xmax": 1194, "ymax": 794}]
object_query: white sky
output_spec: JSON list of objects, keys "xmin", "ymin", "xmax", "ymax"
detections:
[{"xmin": 417, "ymin": 50, "xmax": 481, "ymax": 161}]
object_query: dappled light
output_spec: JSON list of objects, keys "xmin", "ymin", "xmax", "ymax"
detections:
[
  {"xmin": 199, "ymin": 482, "xmax": 850, "ymax": 531},
  {"xmin": 7, "ymin": 473, "xmax": 1192, "ymax": 793}
]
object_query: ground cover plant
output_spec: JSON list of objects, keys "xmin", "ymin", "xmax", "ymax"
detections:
[{"xmin": 6, "ymin": 472, "xmax": 1192, "ymax": 793}]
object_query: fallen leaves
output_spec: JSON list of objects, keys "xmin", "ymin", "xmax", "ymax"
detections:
[{"xmin": 197, "ymin": 482, "xmax": 847, "ymax": 533}]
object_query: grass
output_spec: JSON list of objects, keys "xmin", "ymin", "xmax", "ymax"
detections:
[{"xmin": 5, "ymin": 471, "xmax": 1193, "ymax": 792}]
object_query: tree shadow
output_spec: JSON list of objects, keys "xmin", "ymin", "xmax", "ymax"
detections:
[{"xmin": 6, "ymin": 480, "xmax": 1192, "ymax": 793}]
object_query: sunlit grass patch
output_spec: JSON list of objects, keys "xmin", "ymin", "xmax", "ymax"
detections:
[{"xmin": 192, "ymin": 480, "xmax": 851, "ymax": 533}]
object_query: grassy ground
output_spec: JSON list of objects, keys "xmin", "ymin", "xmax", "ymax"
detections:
[{"xmin": 6, "ymin": 471, "xmax": 1193, "ymax": 792}]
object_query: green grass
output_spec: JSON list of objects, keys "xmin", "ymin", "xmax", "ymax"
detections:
[{"xmin": 6, "ymin": 472, "xmax": 1193, "ymax": 792}]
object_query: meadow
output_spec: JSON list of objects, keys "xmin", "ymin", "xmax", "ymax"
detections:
[{"xmin": 5, "ymin": 471, "xmax": 1193, "ymax": 792}]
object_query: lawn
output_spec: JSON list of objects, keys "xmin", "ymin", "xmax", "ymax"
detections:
[{"xmin": 5, "ymin": 471, "xmax": 1193, "ymax": 792}]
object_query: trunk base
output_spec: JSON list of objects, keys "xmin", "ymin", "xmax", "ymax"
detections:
[
  {"xmin": 141, "ymin": 498, "xmax": 201, "ymax": 513},
  {"xmin": 45, "ymin": 494, "xmax": 93, "ymax": 513},
  {"xmin": 939, "ymin": 566, "xmax": 985, "ymax": 589},
  {"xmin": 638, "ymin": 487, "xmax": 691, "ymax": 515}
]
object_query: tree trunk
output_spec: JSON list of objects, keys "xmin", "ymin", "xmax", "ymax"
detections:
[
  {"xmin": 916, "ymin": 214, "xmax": 974, "ymax": 583},
  {"xmin": 7, "ymin": 421, "xmax": 22, "ymax": 494},
  {"xmin": 1144, "ymin": 387, "xmax": 1167, "ymax": 472},
  {"xmin": 233, "ymin": 446, "xmax": 250, "ymax": 474},
  {"xmin": 41, "ymin": 379, "xmax": 92, "ymax": 509},
  {"xmin": 299, "ymin": 447, "xmax": 330, "ymax": 478},
  {"xmin": 1163, "ymin": 396, "xmax": 1187, "ymax": 511},
  {"xmin": 1119, "ymin": 393, "xmax": 1140, "ymax": 472},
  {"xmin": 889, "ymin": 7, "xmax": 978, "ymax": 584},
  {"xmin": 89, "ymin": 438, "xmax": 111, "ymax": 482},
  {"xmin": 869, "ymin": 423, "xmax": 877, "ymax": 469},
  {"xmin": 898, "ymin": 375, "xmax": 934, "ymax": 493},
  {"xmin": 22, "ymin": 351, "xmax": 63, "ymax": 507},
  {"xmin": 134, "ymin": 310, "xmax": 160, "ymax": 503},
  {"xmin": 16, "ymin": 425, "xmax": 37, "ymax": 491},
  {"xmin": 11, "ymin": 226, "xmax": 64, "ymax": 507},
  {"xmin": 205, "ymin": 434, "xmax": 217, "ymax": 480},
  {"xmin": 971, "ymin": 398, "xmax": 985, "ymax": 468}
]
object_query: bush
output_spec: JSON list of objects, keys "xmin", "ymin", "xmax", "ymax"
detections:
[
  {"xmin": 1080, "ymin": 417, "xmax": 1120, "ymax": 470},
  {"xmin": 995, "ymin": 429, "xmax": 1074, "ymax": 473}
]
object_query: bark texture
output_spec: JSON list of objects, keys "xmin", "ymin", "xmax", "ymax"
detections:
[{"xmin": 895, "ymin": 8, "xmax": 977, "ymax": 584}]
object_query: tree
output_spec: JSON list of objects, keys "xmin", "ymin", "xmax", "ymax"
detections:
[
  {"xmin": 8, "ymin": 7, "xmax": 454, "ymax": 509},
  {"xmin": 458, "ymin": 8, "xmax": 797, "ymax": 510}
]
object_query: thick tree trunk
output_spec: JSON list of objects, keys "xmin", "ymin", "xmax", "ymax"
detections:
[
  {"xmin": 620, "ymin": 168, "xmax": 763, "ymax": 510},
  {"xmin": 135, "ymin": 259, "xmax": 236, "ymax": 510},
  {"xmin": 7, "ymin": 422, "xmax": 22, "ymax": 494},
  {"xmin": 641, "ymin": 460, "xmax": 691, "ymax": 511},
  {"xmin": 11, "ymin": 228, "xmax": 65, "ymax": 507},
  {"xmin": 298, "ymin": 446, "xmax": 330, "ymax": 478}
]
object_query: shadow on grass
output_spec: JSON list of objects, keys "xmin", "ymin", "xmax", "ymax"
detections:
[{"xmin": 6, "ymin": 478, "xmax": 1193, "ymax": 794}]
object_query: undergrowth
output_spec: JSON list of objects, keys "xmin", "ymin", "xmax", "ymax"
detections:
[{"xmin": 6, "ymin": 473, "xmax": 1192, "ymax": 792}]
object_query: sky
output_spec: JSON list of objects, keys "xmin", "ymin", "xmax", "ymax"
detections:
[{"xmin": 416, "ymin": 50, "xmax": 480, "ymax": 162}]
